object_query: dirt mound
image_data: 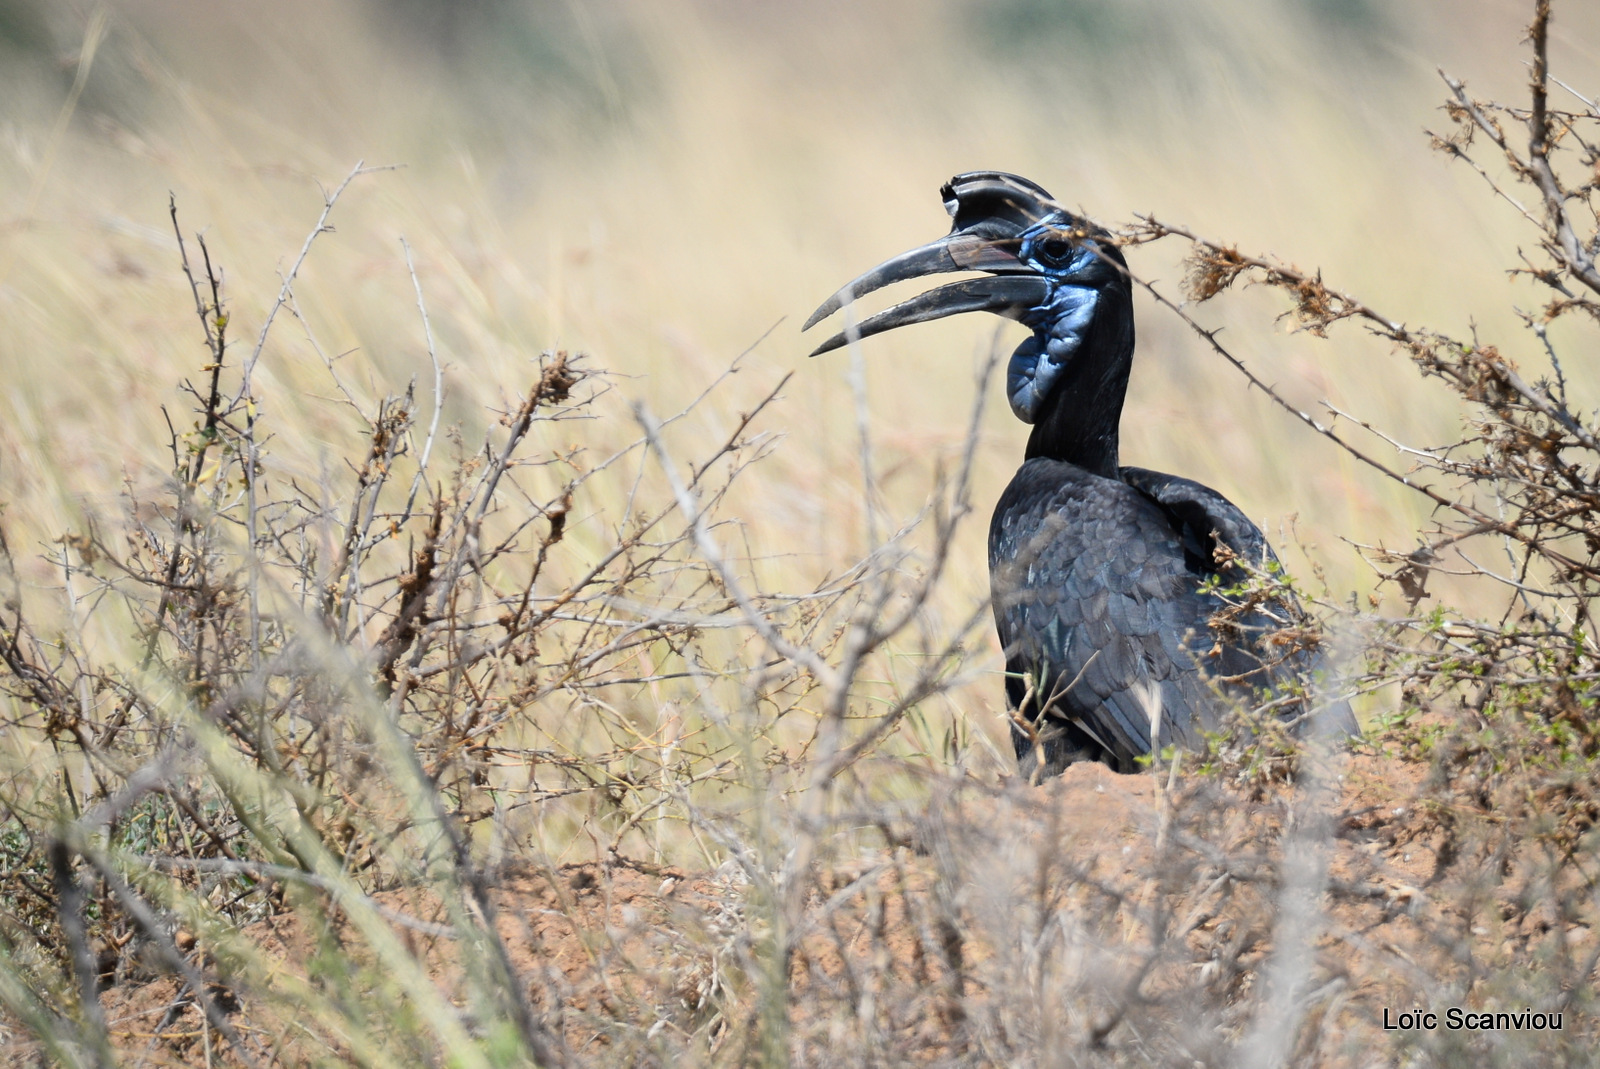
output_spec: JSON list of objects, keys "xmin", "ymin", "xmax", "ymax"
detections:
[{"xmin": 36, "ymin": 752, "xmax": 1520, "ymax": 1068}]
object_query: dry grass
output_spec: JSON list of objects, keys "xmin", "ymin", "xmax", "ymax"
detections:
[
  {"xmin": 2, "ymin": 0, "xmax": 1592, "ymax": 620},
  {"xmin": 2, "ymin": 1, "xmax": 1600, "ymax": 1066}
]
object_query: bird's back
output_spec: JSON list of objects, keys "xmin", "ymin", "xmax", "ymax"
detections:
[{"xmin": 988, "ymin": 458, "xmax": 1346, "ymax": 776}]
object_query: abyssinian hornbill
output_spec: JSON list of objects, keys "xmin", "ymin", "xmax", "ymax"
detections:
[{"xmin": 805, "ymin": 172, "xmax": 1356, "ymax": 778}]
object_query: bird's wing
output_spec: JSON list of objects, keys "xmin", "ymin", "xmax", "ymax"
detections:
[
  {"xmin": 989, "ymin": 460, "xmax": 1309, "ymax": 773},
  {"xmin": 1117, "ymin": 466, "xmax": 1271, "ymax": 572},
  {"xmin": 990, "ymin": 460, "xmax": 1238, "ymax": 770},
  {"xmin": 1120, "ymin": 465, "xmax": 1359, "ymax": 739}
]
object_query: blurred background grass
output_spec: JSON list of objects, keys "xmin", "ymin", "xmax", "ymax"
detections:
[{"xmin": 2, "ymin": 0, "xmax": 1596, "ymax": 718}]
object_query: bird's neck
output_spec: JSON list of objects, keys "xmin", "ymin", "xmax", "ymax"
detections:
[{"xmin": 1023, "ymin": 285, "xmax": 1134, "ymax": 478}]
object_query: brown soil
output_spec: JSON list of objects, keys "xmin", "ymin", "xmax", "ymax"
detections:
[{"xmin": 9, "ymin": 747, "xmax": 1574, "ymax": 1067}]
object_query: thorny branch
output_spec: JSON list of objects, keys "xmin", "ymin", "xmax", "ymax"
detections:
[{"xmin": 5, "ymin": 4, "xmax": 1600, "ymax": 1065}]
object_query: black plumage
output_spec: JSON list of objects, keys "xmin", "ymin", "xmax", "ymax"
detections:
[{"xmin": 806, "ymin": 172, "xmax": 1356, "ymax": 778}]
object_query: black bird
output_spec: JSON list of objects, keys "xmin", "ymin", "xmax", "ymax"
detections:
[{"xmin": 805, "ymin": 172, "xmax": 1355, "ymax": 778}]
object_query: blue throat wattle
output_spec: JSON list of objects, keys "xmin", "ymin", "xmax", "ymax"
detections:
[{"xmin": 1005, "ymin": 284, "xmax": 1100, "ymax": 423}]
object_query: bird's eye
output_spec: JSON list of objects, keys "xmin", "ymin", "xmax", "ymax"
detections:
[{"xmin": 1037, "ymin": 237, "xmax": 1072, "ymax": 265}]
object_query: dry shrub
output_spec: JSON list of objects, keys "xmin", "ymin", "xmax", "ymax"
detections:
[
  {"xmin": 4, "ymin": 2, "xmax": 1600, "ymax": 1068},
  {"xmin": 0, "ymin": 155, "xmax": 996, "ymax": 1066}
]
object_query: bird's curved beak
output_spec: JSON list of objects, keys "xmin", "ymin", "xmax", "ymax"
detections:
[{"xmin": 803, "ymin": 233, "xmax": 1049, "ymax": 357}]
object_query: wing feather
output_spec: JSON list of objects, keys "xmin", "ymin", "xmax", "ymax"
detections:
[{"xmin": 990, "ymin": 458, "xmax": 1353, "ymax": 777}]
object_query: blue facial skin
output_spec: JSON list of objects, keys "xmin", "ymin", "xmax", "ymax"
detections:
[{"xmin": 1005, "ymin": 226, "xmax": 1113, "ymax": 424}]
